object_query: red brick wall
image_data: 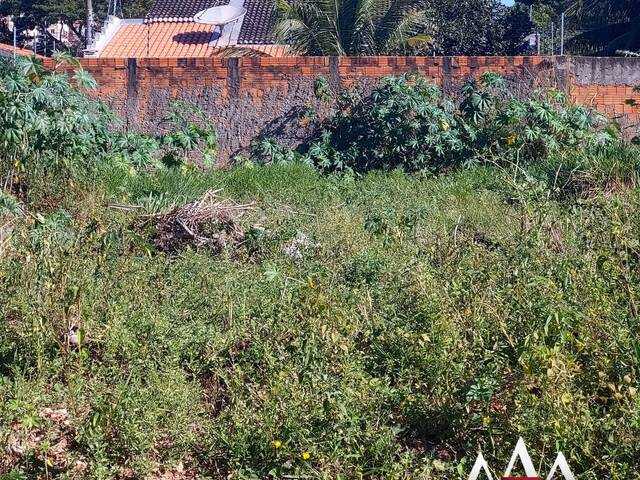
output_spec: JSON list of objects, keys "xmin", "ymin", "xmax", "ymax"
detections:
[
  {"xmin": 42, "ymin": 55, "xmax": 640, "ymax": 160},
  {"xmin": 572, "ymin": 85, "xmax": 639, "ymax": 119}
]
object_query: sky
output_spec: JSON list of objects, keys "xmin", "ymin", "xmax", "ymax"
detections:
[{"xmin": 501, "ymin": 0, "xmax": 516, "ymax": 5}]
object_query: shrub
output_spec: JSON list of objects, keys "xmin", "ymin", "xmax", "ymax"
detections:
[
  {"xmin": 111, "ymin": 101, "xmax": 220, "ymax": 172},
  {"xmin": 305, "ymin": 73, "xmax": 465, "ymax": 174},
  {"xmin": 159, "ymin": 100, "xmax": 218, "ymax": 168},
  {"xmin": 0, "ymin": 59, "xmax": 219, "ymax": 193},
  {"xmin": 0, "ymin": 56, "xmax": 112, "ymax": 180},
  {"xmin": 252, "ymin": 137, "xmax": 306, "ymax": 165},
  {"xmin": 460, "ymin": 72, "xmax": 619, "ymax": 165},
  {"xmin": 302, "ymin": 72, "xmax": 618, "ymax": 175},
  {"xmin": 625, "ymin": 85, "xmax": 640, "ymax": 143}
]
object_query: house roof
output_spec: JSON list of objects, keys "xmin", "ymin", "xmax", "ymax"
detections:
[
  {"xmin": 238, "ymin": 0, "xmax": 275, "ymax": 45},
  {"xmin": 99, "ymin": 22, "xmax": 289, "ymax": 58},
  {"xmin": 145, "ymin": 0, "xmax": 276, "ymax": 45},
  {"xmin": 146, "ymin": 0, "xmax": 226, "ymax": 23},
  {"xmin": 0, "ymin": 42, "xmax": 43, "ymax": 58},
  {"xmin": 90, "ymin": 0, "xmax": 285, "ymax": 58}
]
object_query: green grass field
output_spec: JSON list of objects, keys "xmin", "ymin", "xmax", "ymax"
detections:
[{"xmin": 2, "ymin": 145, "xmax": 640, "ymax": 479}]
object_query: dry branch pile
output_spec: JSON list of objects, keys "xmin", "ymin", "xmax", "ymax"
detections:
[{"xmin": 148, "ymin": 189, "xmax": 255, "ymax": 254}]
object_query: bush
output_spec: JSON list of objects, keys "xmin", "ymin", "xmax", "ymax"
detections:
[
  {"xmin": 159, "ymin": 100, "xmax": 218, "ymax": 168},
  {"xmin": 0, "ymin": 59, "xmax": 218, "ymax": 195},
  {"xmin": 303, "ymin": 72, "xmax": 618, "ymax": 175},
  {"xmin": 305, "ymin": 73, "xmax": 465, "ymax": 174},
  {"xmin": 252, "ymin": 137, "xmax": 306, "ymax": 165},
  {"xmin": 0, "ymin": 56, "xmax": 112, "ymax": 180},
  {"xmin": 459, "ymin": 72, "xmax": 618, "ymax": 165}
]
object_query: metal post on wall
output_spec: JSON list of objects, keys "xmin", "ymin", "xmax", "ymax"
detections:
[
  {"xmin": 560, "ymin": 12, "xmax": 565, "ymax": 56},
  {"xmin": 551, "ymin": 22, "xmax": 555, "ymax": 56},
  {"xmin": 537, "ymin": 33, "xmax": 541, "ymax": 55},
  {"xmin": 13, "ymin": 25, "xmax": 17, "ymax": 59},
  {"xmin": 85, "ymin": 0, "xmax": 94, "ymax": 47}
]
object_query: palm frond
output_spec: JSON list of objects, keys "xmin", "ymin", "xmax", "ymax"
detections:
[
  {"xmin": 373, "ymin": 0, "xmax": 429, "ymax": 54},
  {"xmin": 567, "ymin": 0, "xmax": 640, "ymax": 20},
  {"xmin": 274, "ymin": 0, "xmax": 344, "ymax": 55},
  {"xmin": 274, "ymin": 0, "xmax": 432, "ymax": 55},
  {"xmin": 350, "ymin": 0, "xmax": 386, "ymax": 55},
  {"xmin": 378, "ymin": 9, "xmax": 431, "ymax": 54}
]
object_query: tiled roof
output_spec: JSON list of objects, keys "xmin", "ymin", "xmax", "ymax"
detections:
[
  {"xmin": 145, "ymin": 0, "xmax": 276, "ymax": 44},
  {"xmin": 0, "ymin": 42, "xmax": 43, "ymax": 58},
  {"xmin": 100, "ymin": 22, "xmax": 289, "ymax": 57},
  {"xmin": 238, "ymin": 0, "xmax": 275, "ymax": 45},
  {"xmin": 146, "ymin": 0, "xmax": 225, "ymax": 23}
]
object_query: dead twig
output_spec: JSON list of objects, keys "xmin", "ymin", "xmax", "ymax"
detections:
[{"xmin": 146, "ymin": 189, "xmax": 255, "ymax": 254}]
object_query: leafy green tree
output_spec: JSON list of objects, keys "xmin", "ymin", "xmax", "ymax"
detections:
[
  {"xmin": 567, "ymin": 0, "xmax": 640, "ymax": 54},
  {"xmin": 274, "ymin": 0, "xmax": 531, "ymax": 56},
  {"xmin": 0, "ymin": 0, "xmax": 86, "ymax": 49},
  {"xmin": 428, "ymin": 0, "xmax": 532, "ymax": 55},
  {"xmin": 274, "ymin": 0, "xmax": 430, "ymax": 55}
]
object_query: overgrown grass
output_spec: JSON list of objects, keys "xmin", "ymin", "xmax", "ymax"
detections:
[{"xmin": 1, "ymin": 144, "xmax": 640, "ymax": 479}]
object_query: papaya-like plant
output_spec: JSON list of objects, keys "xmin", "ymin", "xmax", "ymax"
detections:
[
  {"xmin": 459, "ymin": 72, "xmax": 618, "ymax": 165},
  {"xmin": 305, "ymin": 73, "xmax": 464, "ymax": 174},
  {"xmin": 0, "ymin": 55, "xmax": 112, "ymax": 183}
]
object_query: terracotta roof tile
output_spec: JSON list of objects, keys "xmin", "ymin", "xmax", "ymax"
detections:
[
  {"xmin": 0, "ymin": 42, "xmax": 44, "ymax": 58},
  {"xmin": 100, "ymin": 22, "xmax": 289, "ymax": 58}
]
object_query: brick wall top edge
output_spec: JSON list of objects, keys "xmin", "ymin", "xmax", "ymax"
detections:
[
  {"xmin": 83, "ymin": 55, "xmax": 551, "ymax": 68},
  {"xmin": 79, "ymin": 58, "xmax": 128, "ymax": 67},
  {"xmin": 134, "ymin": 58, "xmax": 228, "ymax": 68},
  {"xmin": 572, "ymin": 56, "xmax": 640, "ymax": 86}
]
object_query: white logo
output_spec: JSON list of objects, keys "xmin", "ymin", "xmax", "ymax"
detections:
[{"xmin": 468, "ymin": 438, "xmax": 575, "ymax": 480}]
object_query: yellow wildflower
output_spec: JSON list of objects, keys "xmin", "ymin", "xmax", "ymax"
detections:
[
  {"xmin": 506, "ymin": 133, "xmax": 516, "ymax": 146},
  {"xmin": 301, "ymin": 452, "xmax": 311, "ymax": 461},
  {"xmin": 482, "ymin": 416, "xmax": 490, "ymax": 426},
  {"xmin": 273, "ymin": 440, "xmax": 282, "ymax": 449},
  {"xmin": 440, "ymin": 120, "xmax": 450, "ymax": 131}
]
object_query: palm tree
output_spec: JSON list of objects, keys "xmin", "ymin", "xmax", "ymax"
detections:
[
  {"xmin": 273, "ymin": 0, "xmax": 431, "ymax": 56},
  {"xmin": 568, "ymin": 0, "xmax": 640, "ymax": 54}
]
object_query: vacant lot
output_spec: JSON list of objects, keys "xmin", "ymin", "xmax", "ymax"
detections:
[
  {"xmin": 2, "ymin": 146, "xmax": 640, "ymax": 479},
  {"xmin": 1, "ymin": 57, "xmax": 640, "ymax": 479}
]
